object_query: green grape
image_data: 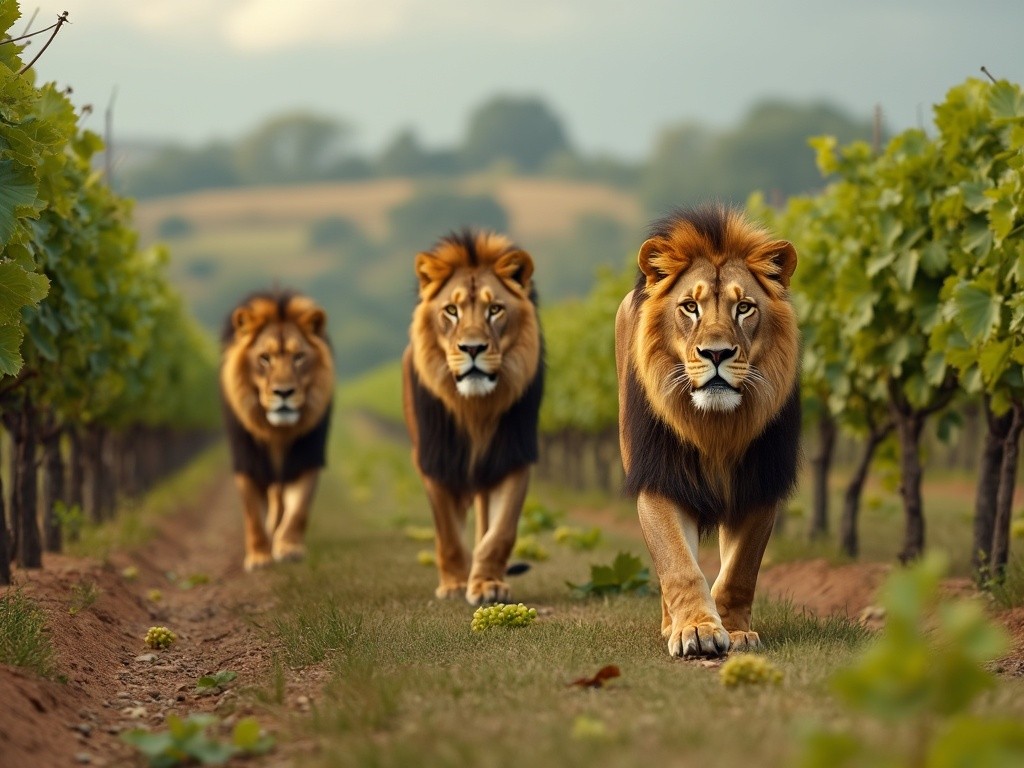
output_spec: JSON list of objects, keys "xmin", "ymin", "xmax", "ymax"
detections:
[
  {"xmin": 471, "ymin": 603, "xmax": 538, "ymax": 631},
  {"xmin": 145, "ymin": 626, "xmax": 177, "ymax": 649},
  {"xmin": 719, "ymin": 654, "xmax": 783, "ymax": 687}
]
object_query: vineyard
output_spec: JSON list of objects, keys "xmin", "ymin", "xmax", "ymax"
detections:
[
  {"xmin": 0, "ymin": 7, "xmax": 218, "ymax": 584},
  {"xmin": 4, "ymin": 1, "xmax": 1024, "ymax": 765},
  {"xmin": 533, "ymin": 76, "xmax": 1024, "ymax": 584}
]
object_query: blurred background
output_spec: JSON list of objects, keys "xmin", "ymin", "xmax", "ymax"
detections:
[{"xmin": 32, "ymin": 0, "xmax": 1024, "ymax": 377}]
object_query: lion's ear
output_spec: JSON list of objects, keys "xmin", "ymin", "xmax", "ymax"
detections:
[
  {"xmin": 415, "ymin": 252, "xmax": 452, "ymax": 297},
  {"xmin": 750, "ymin": 240, "xmax": 798, "ymax": 289},
  {"xmin": 494, "ymin": 250, "xmax": 534, "ymax": 290},
  {"xmin": 637, "ymin": 238, "xmax": 670, "ymax": 286},
  {"xmin": 298, "ymin": 307, "xmax": 327, "ymax": 338},
  {"xmin": 231, "ymin": 307, "xmax": 257, "ymax": 338}
]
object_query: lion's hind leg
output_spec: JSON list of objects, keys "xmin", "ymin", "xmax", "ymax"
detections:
[
  {"xmin": 710, "ymin": 507, "xmax": 777, "ymax": 652},
  {"xmin": 638, "ymin": 491, "xmax": 729, "ymax": 658},
  {"xmin": 423, "ymin": 477, "xmax": 471, "ymax": 599}
]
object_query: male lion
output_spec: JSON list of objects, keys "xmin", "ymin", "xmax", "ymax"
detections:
[
  {"xmin": 616, "ymin": 205, "xmax": 800, "ymax": 658},
  {"xmin": 402, "ymin": 230, "xmax": 543, "ymax": 605},
  {"xmin": 220, "ymin": 291, "xmax": 334, "ymax": 571}
]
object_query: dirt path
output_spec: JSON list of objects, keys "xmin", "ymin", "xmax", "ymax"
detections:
[{"xmin": 0, "ymin": 471, "xmax": 317, "ymax": 768}]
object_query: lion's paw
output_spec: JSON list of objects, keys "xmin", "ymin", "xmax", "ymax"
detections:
[
  {"xmin": 272, "ymin": 539, "xmax": 306, "ymax": 563},
  {"xmin": 244, "ymin": 551, "xmax": 273, "ymax": 572},
  {"xmin": 466, "ymin": 579, "xmax": 511, "ymax": 606},
  {"xmin": 668, "ymin": 621, "xmax": 730, "ymax": 658},
  {"xmin": 727, "ymin": 630, "xmax": 761, "ymax": 653},
  {"xmin": 435, "ymin": 582, "xmax": 468, "ymax": 600}
]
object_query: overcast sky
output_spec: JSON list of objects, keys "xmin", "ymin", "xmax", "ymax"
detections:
[{"xmin": 23, "ymin": 0, "xmax": 1024, "ymax": 158}]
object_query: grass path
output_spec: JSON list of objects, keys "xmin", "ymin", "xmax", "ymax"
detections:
[{"xmin": 260, "ymin": 410, "xmax": 1019, "ymax": 768}]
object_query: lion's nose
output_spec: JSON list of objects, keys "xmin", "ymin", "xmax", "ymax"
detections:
[
  {"xmin": 696, "ymin": 346, "xmax": 737, "ymax": 366},
  {"xmin": 273, "ymin": 387, "xmax": 296, "ymax": 399},
  {"xmin": 458, "ymin": 343, "xmax": 488, "ymax": 359}
]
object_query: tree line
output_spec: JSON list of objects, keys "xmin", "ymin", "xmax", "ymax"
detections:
[
  {"xmin": 0, "ymin": 6, "xmax": 220, "ymax": 585},
  {"xmin": 537, "ymin": 76, "xmax": 1024, "ymax": 582},
  {"xmin": 119, "ymin": 95, "xmax": 877, "ymax": 216}
]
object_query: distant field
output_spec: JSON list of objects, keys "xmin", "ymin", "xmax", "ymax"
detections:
[
  {"xmin": 135, "ymin": 176, "xmax": 642, "ymax": 243},
  {"xmin": 135, "ymin": 175, "xmax": 645, "ymax": 376}
]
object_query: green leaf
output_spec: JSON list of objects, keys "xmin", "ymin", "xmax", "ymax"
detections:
[
  {"xmin": 988, "ymin": 81, "xmax": 1024, "ymax": 120},
  {"xmin": 0, "ymin": 262, "xmax": 49, "ymax": 325},
  {"xmin": 979, "ymin": 338, "xmax": 1012, "ymax": 385},
  {"xmin": 954, "ymin": 282, "xmax": 1001, "ymax": 343},
  {"xmin": 0, "ymin": 159, "xmax": 39, "ymax": 245},
  {"xmin": 0, "ymin": 324, "xmax": 25, "ymax": 376},
  {"xmin": 893, "ymin": 249, "xmax": 920, "ymax": 291}
]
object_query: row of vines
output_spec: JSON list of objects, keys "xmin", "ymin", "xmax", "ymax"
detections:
[
  {"xmin": 0, "ymin": 6, "xmax": 219, "ymax": 585},
  {"xmin": 538, "ymin": 76, "xmax": 1024, "ymax": 581}
]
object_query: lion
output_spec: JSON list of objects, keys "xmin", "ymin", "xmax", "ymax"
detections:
[
  {"xmin": 402, "ymin": 229, "xmax": 544, "ymax": 605},
  {"xmin": 220, "ymin": 291, "xmax": 334, "ymax": 572},
  {"xmin": 615, "ymin": 205, "xmax": 801, "ymax": 658}
]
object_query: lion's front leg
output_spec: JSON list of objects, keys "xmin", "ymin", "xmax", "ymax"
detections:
[
  {"xmin": 466, "ymin": 467, "xmax": 529, "ymax": 605},
  {"xmin": 272, "ymin": 470, "xmax": 319, "ymax": 563},
  {"xmin": 638, "ymin": 491, "xmax": 729, "ymax": 658},
  {"xmin": 710, "ymin": 506, "xmax": 776, "ymax": 652},
  {"xmin": 423, "ymin": 477, "xmax": 471, "ymax": 599},
  {"xmin": 235, "ymin": 474, "xmax": 273, "ymax": 572}
]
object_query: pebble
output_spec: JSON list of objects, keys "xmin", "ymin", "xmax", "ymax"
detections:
[
  {"xmin": 135, "ymin": 653, "xmax": 157, "ymax": 663},
  {"xmin": 74, "ymin": 754, "xmax": 92, "ymax": 765},
  {"xmin": 73, "ymin": 723, "xmax": 93, "ymax": 736},
  {"xmin": 115, "ymin": 691, "xmax": 132, "ymax": 700},
  {"xmin": 121, "ymin": 706, "xmax": 147, "ymax": 719}
]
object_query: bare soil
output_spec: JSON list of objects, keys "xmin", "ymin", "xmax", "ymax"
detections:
[
  {"xmin": 0, "ymin": 474, "xmax": 321, "ymax": 768},
  {"xmin": 3, "ymin": 473, "xmax": 1024, "ymax": 767}
]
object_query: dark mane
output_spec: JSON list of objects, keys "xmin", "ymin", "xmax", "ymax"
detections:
[
  {"xmin": 219, "ymin": 289, "xmax": 299, "ymax": 345},
  {"xmin": 622, "ymin": 366, "xmax": 801, "ymax": 536},
  {"xmin": 409, "ymin": 351, "xmax": 545, "ymax": 496}
]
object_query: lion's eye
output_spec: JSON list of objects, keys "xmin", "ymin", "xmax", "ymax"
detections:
[
  {"xmin": 443, "ymin": 304, "xmax": 458, "ymax": 317},
  {"xmin": 294, "ymin": 352, "xmax": 306, "ymax": 365},
  {"xmin": 680, "ymin": 300, "xmax": 700, "ymax": 317},
  {"xmin": 736, "ymin": 301, "xmax": 755, "ymax": 317},
  {"xmin": 487, "ymin": 304, "xmax": 504, "ymax": 319}
]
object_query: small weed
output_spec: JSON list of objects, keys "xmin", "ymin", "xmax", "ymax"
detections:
[
  {"xmin": 513, "ymin": 535, "xmax": 549, "ymax": 561},
  {"xmin": 519, "ymin": 500, "xmax": 564, "ymax": 534},
  {"xmin": 553, "ymin": 525, "xmax": 603, "ymax": 551},
  {"xmin": 122, "ymin": 713, "xmax": 273, "ymax": 767},
  {"xmin": 568, "ymin": 551, "xmax": 650, "ymax": 596},
  {"xmin": 53, "ymin": 500, "xmax": 86, "ymax": 542},
  {"xmin": 0, "ymin": 590, "xmax": 59, "ymax": 679},
  {"xmin": 178, "ymin": 573, "xmax": 210, "ymax": 590},
  {"xmin": 68, "ymin": 581, "xmax": 101, "ymax": 616},
  {"xmin": 196, "ymin": 670, "xmax": 237, "ymax": 694},
  {"xmin": 251, "ymin": 655, "xmax": 287, "ymax": 705}
]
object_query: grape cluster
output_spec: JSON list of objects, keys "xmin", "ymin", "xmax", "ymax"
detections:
[
  {"xmin": 719, "ymin": 654, "xmax": 783, "ymax": 687},
  {"xmin": 145, "ymin": 626, "xmax": 177, "ymax": 649},
  {"xmin": 471, "ymin": 603, "xmax": 538, "ymax": 631}
]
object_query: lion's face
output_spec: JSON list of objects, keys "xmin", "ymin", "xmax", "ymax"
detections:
[
  {"xmin": 221, "ymin": 293, "xmax": 334, "ymax": 444},
  {"xmin": 411, "ymin": 232, "xmax": 540, "ymax": 415},
  {"xmin": 246, "ymin": 321, "xmax": 320, "ymax": 426},
  {"xmin": 664, "ymin": 258, "xmax": 777, "ymax": 413},
  {"xmin": 634, "ymin": 210, "xmax": 798, "ymax": 435},
  {"xmin": 423, "ymin": 267, "xmax": 529, "ymax": 398}
]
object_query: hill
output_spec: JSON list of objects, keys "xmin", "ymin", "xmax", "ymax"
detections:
[{"xmin": 136, "ymin": 176, "xmax": 644, "ymax": 375}]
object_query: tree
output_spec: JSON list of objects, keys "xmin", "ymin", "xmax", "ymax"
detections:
[
  {"xmin": 233, "ymin": 111, "xmax": 351, "ymax": 185},
  {"xmin": 460, "ymin": 96, "xmax": 571, "ymax": 172},
  {"xmin": 388, "ymin": 188, "xmax": 508, "ymax": 251}
]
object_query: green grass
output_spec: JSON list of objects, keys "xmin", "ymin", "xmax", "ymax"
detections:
[
  {"xmin": 66, "ymin": 443, "xmax": 227, "ymax": 560},
  {"xmin": 0, "ymin": 590, "xmax": 60, "ymax": 679},
  {"xmin": 251, "ymin": 406, "xmax": 924, "ymax": 768}
]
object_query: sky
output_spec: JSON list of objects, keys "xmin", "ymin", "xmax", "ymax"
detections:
[{"xmin": 21, "ymin": 0, "xmax": 1024, "ymax": 159}]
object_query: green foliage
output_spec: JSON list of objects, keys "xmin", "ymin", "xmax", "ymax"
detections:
[
  {"xmin": 195, "ymin": 670, "xmax": 237, "ymax": 694},
  {"xmin": 797, "ymin": 555, "xmax": 1024, "ymax": 768},
  {"xmin": 461, "ymin": 95, "xmax": 571, "ymax": 172},
  {"xmin": 553, "ymin": 525, "xmax": 603, "ymax": 551},
  {"xmin": 518, "ymin": 500, "xmax": 565, "ymax": 534},
  {"xmin": 568, "ymin": 551, "xmax": 650, "ymax": 597},
  {"xmin": 0, "ymin": 590, "xmax": 59, "ymax": 678},
  {"xmin": 121, "ymin": 713, "xmax": 273, "ymax": 767},
  {"xmin": 512, "ymin": 535, "xmax": 549, "ymax": 562}
]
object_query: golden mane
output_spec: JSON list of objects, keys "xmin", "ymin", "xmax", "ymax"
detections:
[
  {"xmin": 408, "ymin": 230, "xmax": 542, "ymax": 453},
  {"xmin": 220, "ymin": 292, "xmax": 334, "ymax": 450},
  {"xmin": 630, "ymin": 207, "xmax": 799, "ymax": 497}
]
